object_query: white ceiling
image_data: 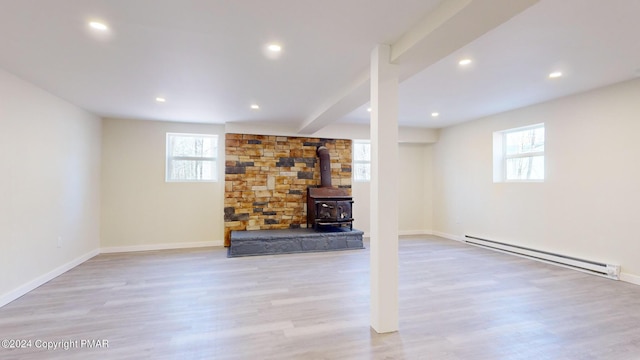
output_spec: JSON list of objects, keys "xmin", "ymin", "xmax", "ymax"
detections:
[{"xmin": 1, "ymin": 0, "xmax": 639, "ymax": 131}]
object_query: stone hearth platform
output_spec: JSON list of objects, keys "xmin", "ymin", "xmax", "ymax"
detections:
[{"xmin": 228, "ymin": 227, "xmax": 364, "ymax": 257}]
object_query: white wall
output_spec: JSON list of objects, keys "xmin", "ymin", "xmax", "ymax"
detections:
[
  {"xmin": 433, "ymin": 78, "xmax": 640, "ymax": 282},
  {"xmin": 398, "ymin": 143, "xmax": 434, "ymax": 235},
  {"xmin": 101, "ymin": 118, "xmax": 225, "ymax": 251},
  {"xmin": 351, "ymin": 180, "xmax": 371, "ymax": 235},
  {"xmin": 352, "ymin": 142, "xmax": 433, "ymax": 236},
  {"xmin": 0, "ymin": 69, "xmax": 101, "ymax": 306},
  {"xmin": 226, "ymin": 122, "xmax": 440, "ymax": 143}
]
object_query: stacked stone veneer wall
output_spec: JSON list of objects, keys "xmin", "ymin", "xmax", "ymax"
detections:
[{"xmin": 224, "ymin": 134, "xmax": 352, "ymax": 246}]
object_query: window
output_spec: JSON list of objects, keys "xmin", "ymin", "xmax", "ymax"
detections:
[
  {"xmin": 166, "ymin": 133, "xmax": 218, "ymax": 182},
  {"xmin": 493, "ymin": 124, "xmax": 545, "ymax": 182},
  {"xmin": 353, "ymin": 140, "xmax": 371, "ymax": 181}
]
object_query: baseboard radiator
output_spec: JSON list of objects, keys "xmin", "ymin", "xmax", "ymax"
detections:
[{"xmin": 464, "ymin": 235, "xmax": 621, "ymax": 280}]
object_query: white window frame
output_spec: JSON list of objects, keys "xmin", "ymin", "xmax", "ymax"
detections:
[
  {"xmin": 493, "ymin": 123, "xmax": 545, "ymax": 183},
  {"xmin": 166, "ymin": 133, "xmax": 218, "ymax": 182},
  {"xmin": 353, "ymin": 140, "xmax": 371, "ymax": 182}
]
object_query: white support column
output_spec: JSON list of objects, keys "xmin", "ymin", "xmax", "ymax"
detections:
[{"xmin": 369, "ymin": 44, "xmax": 399, "ymax": 333}]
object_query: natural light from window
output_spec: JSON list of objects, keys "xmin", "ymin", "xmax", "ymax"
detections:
[
  {"xmin": 166, "ymin": 133, "xmax": 218, "ymax": 182},
  {"xmin": 494, "ymin": 124, "xmax": 545, "ymax": 182},
  {"xmin": 353, "ymin": 140, "xmax": 371, "ymax": 182}
]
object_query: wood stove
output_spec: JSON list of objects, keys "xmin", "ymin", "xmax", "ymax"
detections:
[{"xmin": 307, "ymin": 146, "xmax": 354, "ymax": 230}]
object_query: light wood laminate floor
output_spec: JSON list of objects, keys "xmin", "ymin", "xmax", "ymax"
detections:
[{"xmin": 1, "ymin": 236, "xmax": 640, "ymax": 359}]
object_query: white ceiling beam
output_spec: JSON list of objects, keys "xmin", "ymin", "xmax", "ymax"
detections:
[
  {"xmin": 391, "ymin": 0, "xmax": 472, "ymax": 66},
  {"xmin": 298, "ymin": 0, "xmax": 539, "ymax": 135},
  {"xmin": 298, "ymin": 71, "xmax": 369, "ymax": 135}
]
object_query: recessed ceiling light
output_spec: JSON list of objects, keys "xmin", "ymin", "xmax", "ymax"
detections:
[
  {"xmin": 367, "ymin": 108, "xmax": 372, "ymax": 112},
  {"xmin": 263, "ymin": 42, "xmax": 284, "ymax": 59},
  {"xmin": 431, "ymin": 112, "xmax": 439, "ymax": 117},
  {"xmin": 89, "ymin": 21, "xmax": 108, "ymax": 31},
  {"xmin": 458, "ymin": 59, "xmax": 472, "ymax": 66},
  {"xmin": 549, "ymin": 71, "xmax": 563, "ymax": 78},
  {"xmin": 156, "ymin": 97, "xmax": 166, "ymax": 103},
  {"xmin": 267, "ymin": 44, "xmax": 282, "ymax": 52},
  {"xmin": 250, "ymin": 104, "xmax": 260, "ymax": 110}
]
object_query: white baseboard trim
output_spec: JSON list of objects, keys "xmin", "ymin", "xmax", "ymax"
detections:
[
  {"xmin": 399, "ymin": 230, "xmax": 433, "ymax": 237},
  {"xmin": 100, "ymin": 240, "xmax": 224, "ymax": 254},
  {"xmin": 432, "ymin": 231, "xmax": 465, "ymax": 242},
  {"xmin": 620, "ymin": 272, "xmax": 640, "ymax": 286},
  {"xmin": 0, "ymin": 249, "xmax": 100, "ymax": 308}
]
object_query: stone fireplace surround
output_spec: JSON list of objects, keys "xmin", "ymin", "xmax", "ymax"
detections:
[{"xmin": 224, "ymin": 134, "xmax": 352, "ymax": 246}]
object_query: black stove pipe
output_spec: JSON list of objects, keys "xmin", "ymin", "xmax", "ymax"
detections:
[{"xmin": 316, "ymin": 146, "xmax": 332, "ymax": 188}]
